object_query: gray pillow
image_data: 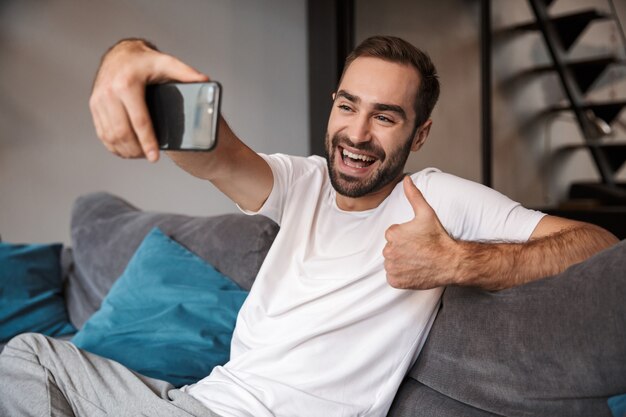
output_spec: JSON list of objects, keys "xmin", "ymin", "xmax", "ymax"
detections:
[
  {"xmin": 398, "ymin": 240, "xmax": 626, "ymax": 417},
  {"xmin": 65, "ymin": 192, "xmax": 279, "ymax": 329}
]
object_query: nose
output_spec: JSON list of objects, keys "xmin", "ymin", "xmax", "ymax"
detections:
[{"xmin": 346, "ymin": 114, "xmax": 372, "ymax": 144}]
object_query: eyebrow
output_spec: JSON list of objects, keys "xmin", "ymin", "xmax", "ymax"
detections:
[{"xmin": 336, "ymin": 89, "xmax": 407, "ymax": 121}]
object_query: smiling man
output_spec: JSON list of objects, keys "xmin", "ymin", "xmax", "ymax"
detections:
[
  {"xmin": 0, "ymin": 36, "xmax": 618, "ymax": 417},
  {"xmin": 326, "ymin": 53, "xmax": 431, "ymax": 208}
]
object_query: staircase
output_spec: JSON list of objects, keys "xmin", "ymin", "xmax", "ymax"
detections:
[
  {"xmin": 509, "ymin": 0, "xmax": 626, "ymax": 237},
  {"xmin": 513, "ymin": 0, "xmax": 626, "ymax": 199}
]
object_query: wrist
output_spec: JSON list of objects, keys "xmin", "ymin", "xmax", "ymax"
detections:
[{"xmin": 448, "ymin": 240, "xmax": 474, "ymax": 286}]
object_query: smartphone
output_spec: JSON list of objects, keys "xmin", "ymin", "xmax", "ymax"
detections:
[{"xmin": 145, "ymin": 81, "xmax": 221, "ymax": 151}]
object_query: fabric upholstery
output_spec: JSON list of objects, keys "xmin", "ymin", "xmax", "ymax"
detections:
[
  {"xmin": 608, "ymin": 393, "xmax": 626, "ymax": 417},
  {"xmin": 72, "ymin": 228, "xmax": 248, "ymax": 387},
  {"xmin": 388, "ymin": 378, "xmax": 499, "ymax": 417},
  {"xmin": 65, "ymin": 192, "xmax": 279, "ymax": 329},
  {"xmin": 0, "ymin": 242, "xmax": 75, "ymax": 343}
]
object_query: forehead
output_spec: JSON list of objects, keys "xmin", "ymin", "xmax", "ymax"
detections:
[{"xmin": 338, "ymin": 57, "xmax": 421, "ymax": 112}]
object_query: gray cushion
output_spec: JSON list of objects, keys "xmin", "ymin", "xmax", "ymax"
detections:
[
  {"xmin": 388, "ymin": 378, "xmax": 498, "ymax": 417},
  {"xmin": 64, "ymin": 192, "xmax": 279, "ymax": 329},
  {"xmin": 60, "ymin": 247, "xmax": 73, "ymax": 283},
  {"xmin": 403, "ymin": 240, "xmax": 626, "ymax": 417}
]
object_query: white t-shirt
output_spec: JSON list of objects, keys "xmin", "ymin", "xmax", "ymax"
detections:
[{"xmin": 183, "ymin": 154, "xmax": 545, "ymax": 417}]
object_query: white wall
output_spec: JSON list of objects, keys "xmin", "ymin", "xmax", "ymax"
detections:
[{"xmin": 0, "ymin": 0, "xmax": 308, "ymax": 244}]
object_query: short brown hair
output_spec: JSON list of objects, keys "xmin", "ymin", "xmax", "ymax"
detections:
[{"xmin": 341, "ymin": 36, "xmax": 440, "ymax": 128}]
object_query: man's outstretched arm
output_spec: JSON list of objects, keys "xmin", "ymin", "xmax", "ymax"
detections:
[
  {"xmin": 383, "ymin": 177, "xmax": 619, "ymax": 291},
  {"xmin": 454, "ymin": 217, "xmax": 618, "ymax": 290},
  {"xmin": 89, "ymin": 38, "xmax": 272, "ymax": 212}
]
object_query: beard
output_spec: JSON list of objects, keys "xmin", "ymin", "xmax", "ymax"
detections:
[{"xmin": 324, "ymin": 132, "xmax": 413, "ymax": 198}]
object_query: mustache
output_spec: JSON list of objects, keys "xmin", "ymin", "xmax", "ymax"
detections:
[{"xmin": 331, "ymin": 133, "xmax": 386, "ymax": 161}]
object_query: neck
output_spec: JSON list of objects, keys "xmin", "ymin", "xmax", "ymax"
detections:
[{"xmin": 335, "ymin": 174, "xmax": 405, "ymax": 211}]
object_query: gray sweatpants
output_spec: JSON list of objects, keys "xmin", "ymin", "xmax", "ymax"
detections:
[{"xmin": 0, "ymin": 333, "xmax": 222, "ymax": 417}]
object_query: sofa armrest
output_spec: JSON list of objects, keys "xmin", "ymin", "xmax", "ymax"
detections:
[{"xmin": 396, "ymin": 240, "xmax": 626, "ymax": 417}]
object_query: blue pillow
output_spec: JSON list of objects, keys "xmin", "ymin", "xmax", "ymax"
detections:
[
  {"xmin": 71, "ymin": 227, "xmax": 248, "ymax": 387},
  {"xmin": 609, "ymin": 393, "xmax": 626, "ymax": 417},
  {"xmin": 0, "ymin": 242, "xmax": 76, "ymax": 342}
]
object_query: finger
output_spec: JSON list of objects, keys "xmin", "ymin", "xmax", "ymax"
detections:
[
  {"xmin": 120, "ymin": 55, "xmax": 210, "ymax": 162},
  {"xmin": 150, "ymin": 54, "xmax": 210, "ymax": 84},
  {"xmin": 386, "ymin": 273, "xmax": 407, "ymax": 290},
  {"xmin": 384, "ymin": 224, "xmax": 399, "ymax": 242},
  {"xmin": 89, "ymin": 101, "xmax": 105, "ymax": 144},
  {"xmin": 382, "ymin": 242, "xmax": 394, "ymax": 260},
  {"xmin": 403, "ymin": 176, "xmax": 427, "ymax": 215},
  {"xmin": 119, "ymin": 84, "xmax": 160, "ymax": 162},
  {"xmin": 99, "ymin": 94, "xmax": 144, "ymax": 158},
  {"xmin": 91, "ymin": 94, "xmax": 127, "ymax": 157},
  {"xmin": 91, "ymin": 107, "xmax": 117, "ymax": 155}
]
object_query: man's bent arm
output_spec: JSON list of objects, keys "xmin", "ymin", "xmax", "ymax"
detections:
[
  {"xmin": 90, "ymin": 38, "xmax": 272, "ymax": 211},
  {"xmin": 166, "ymin": 118, "xmax": 272, "ymax": 212},
  {"xmin": 383, "ymin": 177, "xmax": 619, "ymax": 291},
  {"xmin": 454, "ymin": 217, "xmax": 619, "ymax": 291}
]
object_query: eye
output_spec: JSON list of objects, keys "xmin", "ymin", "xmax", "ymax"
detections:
[
  {"xmin": 337, "ymin": 104, "xmax": 353, "ymax": 112},
  {"xmin": 375, "ymin": 114, "xmax": 394, "ymax": 124}
]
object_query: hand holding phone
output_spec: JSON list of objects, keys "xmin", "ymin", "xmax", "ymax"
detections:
[
  {"xmin": 146, "ymin": 82, "xmax": 221, "ymax": 151},
  {"xmin": 90, "ymin": 39, "xmax": 211, "ymax": 161}
]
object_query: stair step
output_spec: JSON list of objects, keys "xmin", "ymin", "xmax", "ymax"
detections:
[
  {"xmin": 540, "ymin": 204, "xmax": 626, "ymax": 238},
  {"xmin": 549, "ymin": 100, "xmax": 626, "ymax": 125},
  {"xmin": 512, "ymin": 9, "xmax": 610, "ymax": 50},
  {"xmin": 569, "ymin": 181, "xmax": 626, "ymax": 206},
  {"xmin": 532, "ymin": 55, "xmax": 623, "ymax": 93},
  {"xmin": 558, "ymin": 142, "xmax": 626, "ymax": 173}
]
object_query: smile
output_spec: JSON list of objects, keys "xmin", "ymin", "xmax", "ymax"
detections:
[{"xmin": 340, "ymin": 147, "xmax": 378, "ymax": 169}]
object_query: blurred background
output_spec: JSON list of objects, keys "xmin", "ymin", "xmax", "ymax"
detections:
[{"xmin": 1, "ymin": 0, "xmax": 625, "ymax": 243}]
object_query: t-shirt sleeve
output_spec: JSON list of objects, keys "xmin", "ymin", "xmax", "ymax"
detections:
[
  {"xmin": 237, "ymin": 153, "xmax": 290, "ymax": 224},
  {"xmin": 238, "ymin": 153, "xmax": 318, "ymax": 225},
  {"xmin": 415, "ymin": 169, "xmax": 546, "ymax": 243}
]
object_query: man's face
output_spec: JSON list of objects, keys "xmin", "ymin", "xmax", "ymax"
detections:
[{"xmin": 325, "ymin": 57, "xmax": 423, "ymax": 198}]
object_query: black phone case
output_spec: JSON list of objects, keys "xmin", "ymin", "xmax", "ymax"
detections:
[{"xmin": 146, "ymin": 82, "xmax": 221, "ymax": 152}]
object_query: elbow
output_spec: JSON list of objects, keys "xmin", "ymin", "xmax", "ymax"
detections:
[{"xmin": 586, "ymin": 224, "xmax": 619, "ymax": 249}]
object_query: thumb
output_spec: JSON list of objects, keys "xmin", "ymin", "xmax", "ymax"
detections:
[
  {"xmin": 403, "ymin": 176, "xmax": 427, "ymax": 215},
  {"xmin": 152, "ymin": 54, "xmax": 210, "ymax": 84}
]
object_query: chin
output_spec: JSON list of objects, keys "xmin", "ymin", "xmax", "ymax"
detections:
[{"xmin": 330, "ymin": 171, "xmax": 382, "ymax": 198}]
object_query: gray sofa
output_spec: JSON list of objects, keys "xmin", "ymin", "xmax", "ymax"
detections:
[{"xmin": 51, "ymin": 193, "xmax": 626, "ymax": 416}]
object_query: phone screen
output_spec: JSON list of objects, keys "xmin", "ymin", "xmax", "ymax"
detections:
[{"xmin": 146, "ymin": 82, "xmax": 221, "ymax": 151}]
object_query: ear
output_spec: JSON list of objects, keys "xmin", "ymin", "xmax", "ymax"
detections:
[
  {"xmin": 410, "ymin": 119, "xmax": 432, "ymax": 152},
  {"xmin": 331, "ymin": 92, "xmax": 336, "ymax": 101}
]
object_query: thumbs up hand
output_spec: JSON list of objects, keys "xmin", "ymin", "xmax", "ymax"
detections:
[{"xmin": 383, "ymin": 176, "xmax": 460, "ymax": 290}]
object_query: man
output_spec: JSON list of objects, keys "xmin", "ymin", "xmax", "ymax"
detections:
[{"xmin": 0, "ymin": 36, "xmax": 617, "ymax": 417}]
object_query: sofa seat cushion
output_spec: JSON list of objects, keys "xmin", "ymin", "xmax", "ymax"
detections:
[
  {"xmin": 65, "ymin": 192, "xmax": 279, "ymax": 329},
  {"xmin": 388, "ymin": 378, "xmax": 499, "ymax": 417},
  {"xmin": 404, "ymin": 240, "xmax": 626, "ymax": 417}
]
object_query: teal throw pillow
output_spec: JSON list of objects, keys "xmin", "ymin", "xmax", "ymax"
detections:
[
  {"xmin": 71, "ymin": 227, "xmax": 248, "ymax": 387},
  {"xmin": 0, "ymin": 242, "xmax": 76, "ymax": 342},
  {"xmin": 609, "ymin": 393, "xmax": 626, "ymax": 417}
]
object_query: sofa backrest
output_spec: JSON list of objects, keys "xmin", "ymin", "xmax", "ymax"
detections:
[{"xmin": 64, "ymin": 192, "xmax": 279, "ymax": 329}]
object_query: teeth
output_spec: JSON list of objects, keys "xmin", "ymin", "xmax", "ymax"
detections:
[{"xmin": 342, "ymin": 149, "xmax": 375, "ymax": 162}]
